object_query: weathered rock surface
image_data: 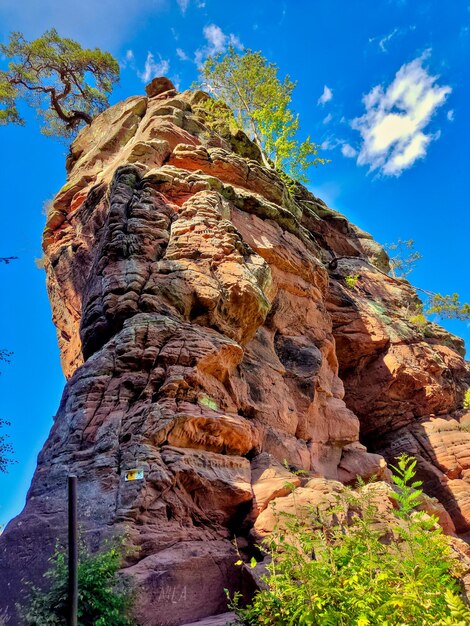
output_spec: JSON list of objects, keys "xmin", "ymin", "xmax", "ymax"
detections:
[
  {"xmin": 0, "ymin": 78, "xmax": 469, "ymax": 625},
  {"xmin": 181, "ymin": 614, "xmax": 236, "ymax": 626},
  {"xmin": 250, "ymin": 452, "xmax": 301, "ymax": 515},
  {"xmin": 375, "ymin": 413, "xmax": 470, "ymax": 533},
  {"xmin": 253, "ymin": 477, "xmax": 346, "ymax": 538},
  {"xmin": 328, "ymin": 263, "xmax": 468, "ymax": 438}
]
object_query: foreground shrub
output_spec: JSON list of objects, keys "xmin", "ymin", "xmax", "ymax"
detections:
[
  {"xmin": 22, "ymin": 540, "xmax": 136, "ymax": 626},
  {"xmin": 230, "ymin": 455, "xmax": 470, "ymax": 625},
  {"xmin": 463, "ymin": 388, "xmax": 470, "ymax": 410}
]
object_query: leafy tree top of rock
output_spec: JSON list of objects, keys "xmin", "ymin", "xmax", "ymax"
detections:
[
  {"xmin": 383, "ymin": 239, "xmax": 470, "ymax": 322},
  {"xmin": 198, "ymin": 46, "xmax": 327, "ymax": 184},
  {"xmin": 0, "ymin": 29, "xmax": 119, "ymax": 138}
]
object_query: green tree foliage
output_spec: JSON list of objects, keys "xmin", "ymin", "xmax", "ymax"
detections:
[
  {"xmin": 385, "ymin": 239, "xmax": 422, "ymax": 278},
  {"xmin": 22, "ymin": 541, "xmax": 136, "ymax": 625},
  {"xmin": 1, "ymin": 257, "xmax": 16, "ymax": 472},
  {"xmin": 406, "ymin": 295, "xmax": 470, "ymax": 327},
  {"xmin": 0, "ymin": 348, "xmax": 12, "ymax": 366},
  {"xmin": 385, "ymin": 239, "xmax": 470, "ymax": 322},
  {"xmin": 427, "ymin": 293, "xmax": 470, "ymax": 321},
  {"xmin": 0, "ymin": 29, "xmax": 119, "ymax": 138},
  {"xmin": 230, "ymin": 454, "xmax": 470, "ymax": 625},
  {"xmin": 0, "ymin": 344, "xmax": 14, "ymax": 475},
  {"xmin": 198, "ymin": 47, "xmax": 326, "ymax": 183},
  {"xmin": 463, "ymin": 389, "xmax": 470, "ymax": 410},
  {"xmin": 0, "ymin": 418, "xmax": 14, "ymax": 473}
]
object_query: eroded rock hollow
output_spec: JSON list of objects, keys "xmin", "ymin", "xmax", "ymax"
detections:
[{"xmin": 1, "ymin": 78, "xmax": 469, "ymax": 625}]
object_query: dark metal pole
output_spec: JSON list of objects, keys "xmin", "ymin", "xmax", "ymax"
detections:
[{"xmin": 68, "ymin": 475, "xmax": 78, "ymax": 626}]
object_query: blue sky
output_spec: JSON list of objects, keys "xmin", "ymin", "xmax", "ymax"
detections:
[{"xmin": 0, "ymin": 0, "xmax": 469, "ymax": 527}]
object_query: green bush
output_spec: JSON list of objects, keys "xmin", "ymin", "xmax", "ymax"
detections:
[
  {"xmin": 408, "ymin": 313, "xmax": 428, "ymax": 329},
  {"xmin": 230, "ymin": 455, "xmax": 470, "ymax": 625},
  {"xmin": 21, "ymin": 540, "xmax": 136, "ymax": 626},
  {"xmin": 463, "ymin": 388, "xmax": 470, "ymax": 410},
  {"xmin": 344, "ymin": 274, "xmax": 360, "ymax": 289}
]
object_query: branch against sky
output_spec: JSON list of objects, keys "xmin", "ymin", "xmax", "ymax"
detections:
[{"xmin": 0, "ymin": 29, "xmax": 119, "ymax": 138}]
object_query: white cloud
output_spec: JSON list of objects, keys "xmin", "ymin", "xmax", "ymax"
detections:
[
  {"xmin": 194, "ymin": 23, "xmax": 243, "ymax": 66},
  {"xmin": 318, "ymin": 85, "xmax": 333, "ymax": 105},
  {"xmin": 120, "ymin": 49, "xmax": 135, "ymax": 69},
  {"xmin": 320, "ymin": 137, "xmax": 357, "ymax": 158},
  {"xmin": 177, "ymin": 0, "xmax": 189, "ymax": 14},
  {"xmin": 447, "ymin": 109, "xmax": 455, "ymax": 121},
  {"xmin": 176, "ymin": 48, "xmax": 189, "ymax": 61},
  {"xmin": 369, "ymin": 25, "xmax": 416, "ymax": 54},
  {"xmin": 320, "ymin": 137, "xmax": 341, "ymax": 151},
  {"xmin": 351, "ymin": 52, "xmax": 451, "ymax": 176},
  {"xmin": 204, "ymin": 24, "xmax": 227, "ymax": 54},
  {"xmin": 229, "ymin": 33, "xmax": 243, "ymax": 48},
  {"xmin": 323, "ymin": 113, "xmax": 333, "ymax": 124},
  {"xmin": 138, "ymin": 52, "xmax": 170, "ymax": 83},
  {"xmin": 369, "ymin": 28, "xmax": 399, "ymax": 52},
  {"xmin": 341, "ymin": 143, "xmax": 357, "ymax": 158},
  {"xmin": 379, "ymin": 28, "xmax": 399, "ymax": 52}
]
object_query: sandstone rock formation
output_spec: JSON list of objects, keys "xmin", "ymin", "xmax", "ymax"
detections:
[{"xmin": 0, "ymin": 77, "xmax": 468, "ymax": 625}]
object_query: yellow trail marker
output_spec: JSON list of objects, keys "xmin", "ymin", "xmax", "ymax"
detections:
[{"xmin": 124, "ymin": 469, "xmax": 144, "ymax": 481}]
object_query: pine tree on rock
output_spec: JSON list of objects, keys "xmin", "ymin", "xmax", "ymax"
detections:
[{"xmin": 0, "ymin": 29, "xmax": 119, "ymax": 138}]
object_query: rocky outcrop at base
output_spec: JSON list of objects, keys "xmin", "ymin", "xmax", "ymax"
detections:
[{"xmin": 0, "ymin": 77, "xmax": 468, "ymax": 625}]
